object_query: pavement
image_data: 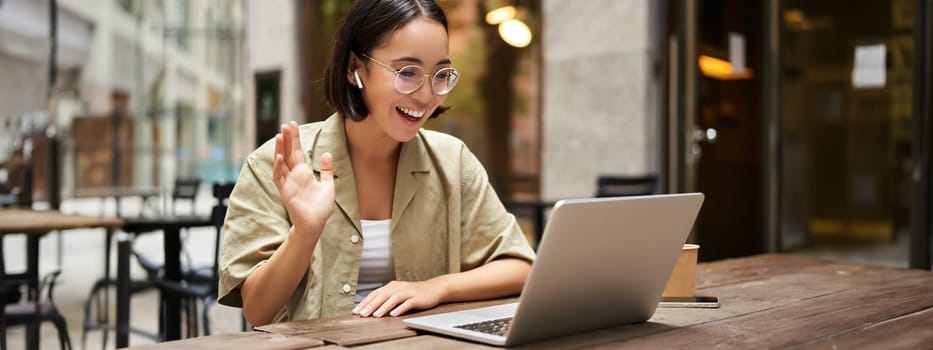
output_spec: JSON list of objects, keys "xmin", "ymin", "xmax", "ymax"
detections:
[{"xmin": 4, "ymin": 189, "xmax": 244, "ymax": 349}]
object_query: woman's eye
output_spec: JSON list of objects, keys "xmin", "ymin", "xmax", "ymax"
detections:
[{"xmin": 399, "ymin": 70, "xmax": 417, "ymax": 78}]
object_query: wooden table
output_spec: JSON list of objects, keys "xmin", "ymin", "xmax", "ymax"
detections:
[
  {"xmin": 0, "ymin": 209, "xmax": 124, "ymax": 234},
  {"xmin": 124, "ymin": 254, "xmax": 933, "ymax": 349},
  {"xmin": 72, "ymin": 186, "xmax": 163, "ymax": 217},
  {"xmin": 0, "ymin": 209, "xmax": 124, "ymax": 350}
]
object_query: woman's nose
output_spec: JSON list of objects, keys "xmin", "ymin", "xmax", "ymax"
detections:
[{"xmin": 410, "ymin": 79, "xmax": 434, "ymax": 104}]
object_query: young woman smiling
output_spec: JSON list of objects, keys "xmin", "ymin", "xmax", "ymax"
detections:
[{"xmin": 218, "ymin": 0, "xmax": 535, "ymax": 326}]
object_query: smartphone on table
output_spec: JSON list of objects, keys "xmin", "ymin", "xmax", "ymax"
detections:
[{"xmin": 658, "ymin": 296, "xmax": 720, "ymax": 308}]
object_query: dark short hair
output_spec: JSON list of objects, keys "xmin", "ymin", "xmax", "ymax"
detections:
[{"xmin": 323, "ymin": 0, "xmax": 452, "ymax": 121}]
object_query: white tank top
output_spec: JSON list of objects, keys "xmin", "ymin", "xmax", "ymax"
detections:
[{"xmin": 354, "ymin": 219, "xmax": 395, "ymax": 304}]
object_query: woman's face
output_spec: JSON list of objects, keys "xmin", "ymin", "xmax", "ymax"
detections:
[{"xmin": 356, "ymin": 17, "xmax": 451, "ymax": 143}]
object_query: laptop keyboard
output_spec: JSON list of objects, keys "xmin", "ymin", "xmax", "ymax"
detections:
[{"xmin": 454, "ymin": 317, "xmax": 513, "ymax": 336}]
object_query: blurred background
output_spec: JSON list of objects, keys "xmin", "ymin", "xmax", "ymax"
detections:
[{"xmin": 1, "ymin": 0, "xmax": 931, "ymax": 348}]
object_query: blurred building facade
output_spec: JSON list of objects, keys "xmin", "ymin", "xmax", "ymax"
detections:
[
  {"xmin": 243, "ymin": 0, "xmax": 303, "ymax": 150},
  {"xmin": 560, "ymin": 0, "xmax": 929, "ymax": 268},
  {"xmin": 541, "ymin": 0, "xmax": 661, "ymax": 200},
  {"xmin": 0, "ymin": 0, "xmax": 245, "ymax": 200},
  {"xmin": 239, "ymin": 0, "xmax": 929, "ymax": 269},
  {"xmin": 1, "ymin": 0, "xmax": 928, "ymax": 269}
]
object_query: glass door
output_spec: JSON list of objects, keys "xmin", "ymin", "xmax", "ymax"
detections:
[{"xmin": 778, "ymin": 0, "xmax": 916, "ymax": 267}]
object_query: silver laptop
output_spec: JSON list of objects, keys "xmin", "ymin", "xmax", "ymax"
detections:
[{"xmin": 403, "ymin": 193, "xmax": 705, "ymax": 347}]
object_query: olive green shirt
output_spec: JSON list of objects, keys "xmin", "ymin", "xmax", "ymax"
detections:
[{"xmin": 218, "ymin": 114, "xmax": 536, "ymax": 322}]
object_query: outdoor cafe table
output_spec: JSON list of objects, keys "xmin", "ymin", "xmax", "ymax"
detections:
[
  {"xmin": 125, "ymin": 254, "xmax": 933, "ymax": 349},
  {"xmin": 120, "ymin": 215, "xmax": 214, "ymax": 343},
  {"xmin": 0, "ymin": 208, "xmax": 124, "ymax": 350}
]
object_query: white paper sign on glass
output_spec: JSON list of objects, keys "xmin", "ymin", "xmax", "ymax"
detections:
[{"xmin": 852, "ymin": 44, "xmax": 886, "ymax": 88}]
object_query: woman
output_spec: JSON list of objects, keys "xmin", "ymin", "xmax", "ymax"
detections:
[{"xmin": 218, "ymin": 0, "xmax": 535, "ymax": 326}]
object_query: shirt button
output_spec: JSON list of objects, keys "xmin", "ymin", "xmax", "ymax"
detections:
[
  {"xmin": 350, "ymin": 234, "xmax": 360, "ymax": 243},
  {"xmin": 341, "ymin": 283, "xmax": 352, "ymax": 294}
]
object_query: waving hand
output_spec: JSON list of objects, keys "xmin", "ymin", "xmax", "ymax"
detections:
[{"xmin": 273, "ymin": 121, "xmax": 335, "ymax": 234}]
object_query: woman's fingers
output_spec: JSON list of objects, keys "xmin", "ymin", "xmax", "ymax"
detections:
[
  {"xmin": 390, "ymin": 299, "xmax": 416, "ymax": 317},
  {"xmin": 319, "ymin": 152, "xmax": 334, "ymax": 183},
  {"xmin": 356, "ymin": 292, "xmax": 390, "ymax": 317},
  {"xmin": 275, "ymin": 123, "xmax": 333, "ymax": 189},
  {"xmin": 372, "ymin": 295, "xmax": 403, "ymax": 318},
  {"xmin": 279, "ymin": 124, "xmax": 291, "ymax": 162},
  {"xmin": 272, "ymin": 135, "xmax": 288, "ymax": 185},
  {"xmin": 289, "ymin": 121, "xmax": 302, "ymax": 152},
  {"xmin": 277, "ymin": 121, "xmax": 311, "ymax": 169},
  {"xmin": 273, "ymin": 154, "xmax": 288, "ymax": 187},
  {"xmin": 287, "ymin": 121, "xmax": 306, "ymax": 166},
  {"xmin": 274, "ymin": 132, "xmax": 282, "ymax": 158},
  {"xmin": 353, "ymin": 281, "xmax": 429, "ymax": 318}
]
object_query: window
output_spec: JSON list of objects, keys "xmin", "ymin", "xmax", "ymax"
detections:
[
  {"xmin": 176, "ymin": 0, "xmax": 190, "ymax": 49},
  {"xmin": 117, "ymin": 0, "xmax": 135, "ymax": 14}
]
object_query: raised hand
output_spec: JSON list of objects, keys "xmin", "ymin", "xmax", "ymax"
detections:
[{"xmin": 273, "ymin": 121, "xmax": 335, "ymax": 236}]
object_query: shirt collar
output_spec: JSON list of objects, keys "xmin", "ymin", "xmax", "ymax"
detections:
[
  {"xmin": 308, "ymin": 113, "xmax": 431, "ymax": 176},
  {"xmin": 308, "ymin": 113, "xmax": 432, "ymax": 233}
]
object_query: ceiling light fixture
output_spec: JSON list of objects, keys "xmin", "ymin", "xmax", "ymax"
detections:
[
  {"xmin": 485, "ymin": 5, "xmax": 516, "ymax": 25},
  {"xmin": 498, "ymin": 18, "xmax": 532, "ymax": 48}
]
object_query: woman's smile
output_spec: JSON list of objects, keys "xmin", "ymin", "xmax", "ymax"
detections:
[{"xmin": 397, "ymin": 106, "xmax": 426, "ymax": 120}]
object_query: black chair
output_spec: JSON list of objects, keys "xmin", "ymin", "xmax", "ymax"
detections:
[
  {"xmin": 170, "ymin": 178, "xmax": 200, "ymax": 216},
  {"xmin": 3, "ymin": 271, "xmax": 72, "ymax": 350},
  {"xmin": 595, "ymin": 175, "xmax": 659, "ymax": 197},
  {"xmin": 169, "ymin": 178, "xmax": 202, "ymax": 281},
  {"xmin": 81, "ymin": 251, "xmax": 159, "ymax": 349},
  {"xmin": 133, "ymin": 182, "xmax": 233, "ymax": 338},
  {"xmin": 2, "ymin": 236, "xmax": 72, "ymax": 350},
  {"xmin": 189, "ymin": 182, "xmax": 233, "ymax": 335},
  {"xmin": 2, "ymin": 179, "xmax": 70, "ymax": 350},
  {"xmin": 82, "ymin": 178, "xmax": 205, "ymax": 348}
]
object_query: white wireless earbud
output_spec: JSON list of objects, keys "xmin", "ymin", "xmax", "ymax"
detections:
[{"xmin": 354, "ymin": 69, "xmax": 363, "ymax": 89}]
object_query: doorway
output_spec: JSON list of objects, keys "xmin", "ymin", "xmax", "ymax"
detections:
[
  {"xmin": 668, "ymin": 0, "xmax": 929, "ymax": 267},
  {"xmin": 695, "ymin": 0, "xmax": 764, "ymax": 261},
  {"xmin": 255, "ymin": 71, "xmax": 281, "ymax": 147},
  {"xmin": 667, "ymin": 0, "xmax": 765, "ymax": 262}
]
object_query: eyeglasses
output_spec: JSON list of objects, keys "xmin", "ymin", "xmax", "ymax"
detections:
[{"xmin": 362, "ymin": 54, "xmax": 460, "ymax": 95}]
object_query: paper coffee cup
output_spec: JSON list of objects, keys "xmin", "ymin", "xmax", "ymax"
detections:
[{"xmin": 663, "ymin": 244, "xmax": 699, "ymax": 297}]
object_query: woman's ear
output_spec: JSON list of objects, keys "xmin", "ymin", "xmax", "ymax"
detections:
[
  {"xmin": 347, "ymin": 54, "xmax": 363, "ymax": 89},
  {"xmin": 353, "ymin": 70, "xmax": 363, "ymax": 89}
]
